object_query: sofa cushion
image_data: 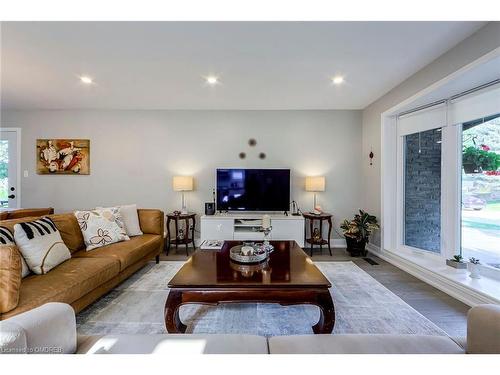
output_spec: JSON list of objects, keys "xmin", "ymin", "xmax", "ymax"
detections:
[
  {"xmin": 49, "ymin": 214, "xmax": 85, "ymax": 253},
  {"xmin": 1, "ymin": 225, "xmax": 30, "ymax": 277},
  {"xmin": 14, "ymin": 217, "xmax": 72, "ymax": 275},
  {"xmin": 75, "ymin": 210, "xmax": 130, "ymax": 251},
  {"xmin": 2, "ymin": 257, "xmax": 120, "ymax": 319},
  {"xmin": 73, "ymin": 234, "xmax": 161, "ymax": 271},
  {"xmin": 137, "ymin": 209, "xmax": 164, "ymax": 235},
  {"xmin": 268, "ymin": 334, "xmax": 464, "ymax": 354},
  {"xmin": 77, "ymin": 334, "xmax": 268, "ymax": 354},
  {"xmin": 0, "ymin": 245, "xmax": 22, "ymax": 313}
]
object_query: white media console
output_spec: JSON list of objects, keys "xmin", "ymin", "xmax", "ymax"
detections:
[{"xmin": 201, "ymin": 213, "xmax": 305, "ymax": 247}]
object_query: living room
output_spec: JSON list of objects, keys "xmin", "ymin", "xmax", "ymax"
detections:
[{"xmin": 1, "ymin": 1, "xmax": 499, "ymax": 372}]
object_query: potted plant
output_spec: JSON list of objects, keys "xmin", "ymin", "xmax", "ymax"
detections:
[
  {"xmin": 446, "ymin": 254, "xmax": 467, "ymax": 269},
  {"xmin": 462, "ymin": 145, "xmax": 500, "ymax": 174},
  {"xmin": 468, "ymin": 257, "xmax": 481, "ymax": 279},
  {"xmin": 340, "ymin": 210, "xmax": 379, "ymax": 257}
]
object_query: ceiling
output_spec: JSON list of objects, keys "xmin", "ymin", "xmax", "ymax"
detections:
[{"xmin": 0, "ymin": 21, "xmax": 486, "ymax": 110}]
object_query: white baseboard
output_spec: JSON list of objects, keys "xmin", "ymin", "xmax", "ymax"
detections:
[{"xmin": 366, "ymin": 244, "xmax": 499, "ymax": 307}]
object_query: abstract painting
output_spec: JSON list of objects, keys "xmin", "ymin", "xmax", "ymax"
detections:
[{"xmin": 37, "ymin": 139, "xmax": 90, "ymax": 175}]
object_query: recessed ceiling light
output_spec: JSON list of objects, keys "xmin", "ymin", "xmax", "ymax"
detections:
[
  {"xmin": 206, "ymin": 76, "xmax": 219, "ymax": 85},
  {"xmin": 80, "ymin": 76, "xmax": 93, "ymax": 84},
  {"xmin": 332, "ymin": 76, "xmax": 344, "ymax": 85}
]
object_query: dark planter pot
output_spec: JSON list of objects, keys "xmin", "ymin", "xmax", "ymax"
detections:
[
  {"xmin": 463, "ymin": 163, "xmax": 481, "ymax": 174},
  {"xmin": 346, "ymin": 237, "xmax": 367, "ymax": 257}
]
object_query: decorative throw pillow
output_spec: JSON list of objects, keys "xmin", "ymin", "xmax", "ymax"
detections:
[
  {"xmin": 0, "ymin": 226, "xmax": 30, "ymax": 278},
  {"xmin": 118, "ymin": 204, "xmax": 143, "ymax": 236},
  {"xmin": 74, "ymin": 210, "xmax": 129, "ymax": 251},
  {"xmin": 13, "ymin": 217, "xmax": 71, "ymax": 275},
  {"xmin": 94, "ymin": 206, "xmax": 129, "ymax": 238}
]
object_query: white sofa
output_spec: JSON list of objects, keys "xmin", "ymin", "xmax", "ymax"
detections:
[{"xmin": 1, "ymin": 302, "xmax": 499, "ymax": 354}]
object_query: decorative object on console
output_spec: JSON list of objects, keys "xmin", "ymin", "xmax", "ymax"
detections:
[
  {"xmin": 13, "ymin": 217, "xmax": 71, "ymax": 275},
  {"xmin": 446, "ymin": 254, "xmax": 467, "ymax": 269},
  {"xmin": 305, "ymin": 176, "xmax": 325, "ymax": 214},
  {"xmin": 172, "ymin": 176, "xmax": 194, "ymax": 214},
  {"xmin": 37, "ymin": 139, "xmax": 90, "ymax": 175},
  {"xmin": 200, "ymin": 240, "xmax": 224, "ymax": 250},
  {"xmin": 303, "ymin": 212, "xmax": 332, "ymax": 256},
  {"xmin": 205, "ymin": 202, "xmax": 215, "ymax": 215},
  {"xmin": 1, "ymin": 226, "xmax": 30, "ymax": 278},
  {"xmin": 74, "ymin": 210, "xmax": 130, "ymax": 251},
  {"xmin": 468, "ymin": 257, "xmax": 481, "ymax": 279},
  {"xmin": 340, "ymin": 210, "xmax": 379, "ymax": 257},
  {"xmin": 258, "ymin": 215, "xmax": 273, "ymax": 253},
  {"xmin": 290, "ymin": 200, "xmax": 301, "ymax": 216}
]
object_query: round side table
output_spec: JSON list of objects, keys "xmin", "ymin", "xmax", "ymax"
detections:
[
  {"xmin": 302, "ymin": 212, "xmax": 333, "ymax": 256},
  {"xmin": 166, "ymin": 212, "xmax": 196, "ymax": 256}
]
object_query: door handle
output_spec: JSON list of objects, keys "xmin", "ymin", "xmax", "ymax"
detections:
[{"xmin": 8, "ymin": 194, "xmax": 15, "ymax": 199}]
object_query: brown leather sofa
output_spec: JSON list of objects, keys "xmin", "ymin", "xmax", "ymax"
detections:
[
  {"xmin": 0, "ymin": 208, "xmax": 54, "ymax": 220},
  {"xmin": 0, "ymin": 209, "xmax": 164, "ymax": 320}
]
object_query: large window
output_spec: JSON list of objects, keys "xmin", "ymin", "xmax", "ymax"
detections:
[
  {"xmin": 461, "ymin": 114, "xmax": 500, "ymax": 269},
  {"xmin": 390, "ymin": 82, "xmax": 500, "ymax": 277}
]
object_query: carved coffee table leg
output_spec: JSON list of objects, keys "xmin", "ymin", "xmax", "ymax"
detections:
[
  {"xmin": 165, "ymin": 290, "xmax": 187, "ymax": 333},
  {"xmin": 311, "ymin": 289, "xmax": 335, "ymax": 334}
]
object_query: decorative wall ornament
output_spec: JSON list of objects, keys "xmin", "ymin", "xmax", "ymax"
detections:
[
  {"xmin": 239, "ymin": 152, "xmax": 246, "ymax": 159},
  {"xmin": 369, "ymin": 150, "xmax": 374, "ymax": 166},
  {"xmin": 37, "ymin": 139, "xmax": 90, "ymax": 175},
  {"xmin": 248, "ymin": 138, "xmax": 257, "ymax": 147},
  {"xmin": 259, "ymin": 152, "xmax": 266, "ymax": 159}
]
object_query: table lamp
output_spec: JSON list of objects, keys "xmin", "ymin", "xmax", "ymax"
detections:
[
  {"xmin": 305, "ymin": 176, "xmax": 325, "ymax": 214},
  {"xmin": 173, "ymin": 176, "xmax": 193, "ymax": 214}
]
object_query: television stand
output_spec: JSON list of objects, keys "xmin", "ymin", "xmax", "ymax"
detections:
[{"xmin": 201, "ymin": 212, "xmax": 304, "ymax": 247}]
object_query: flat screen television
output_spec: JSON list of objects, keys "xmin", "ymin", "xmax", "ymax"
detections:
[{"xmin": 216, "ymin": 168, "xmax": 290, "ymax": 212}]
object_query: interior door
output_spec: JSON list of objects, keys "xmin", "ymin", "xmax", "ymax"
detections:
[{"xmin": 0, "ymin": 130, "xmax": 19, "ymax": 209}]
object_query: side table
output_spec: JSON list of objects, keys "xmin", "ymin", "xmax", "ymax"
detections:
[
  {"xmin": 166, "ymin": 212, "xmax": 196, "ymax": 256},
  {"xmin": 302, "ymin": 212, "xmax": 333, "ymax": 256}
]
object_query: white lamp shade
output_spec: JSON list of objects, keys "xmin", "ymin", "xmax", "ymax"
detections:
[
  {"xmin": 305, "ymin": 176, "xmax": 325, "ymax": 192},
  {"xmin": 172, "ymin": 176, "xmax": 193, "ymax": 191}
]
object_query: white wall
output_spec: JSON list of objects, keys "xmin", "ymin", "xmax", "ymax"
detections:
[
  {"xmin": 2, "ymin": 109, "xmax": 362, "ymax": 239},
  {"xmin": 361, "ymin": 22, "xmax": 500, "ymax": 246}
]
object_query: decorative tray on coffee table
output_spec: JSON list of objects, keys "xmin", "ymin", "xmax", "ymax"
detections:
[{"xmin": 229, "ymin": 243, "xmax": 273, "ymax": 264}]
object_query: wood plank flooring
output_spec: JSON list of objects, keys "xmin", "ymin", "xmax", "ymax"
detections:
[{"xmin": 161, "ymin": 245, "xmax": 469, "ymax": 337}]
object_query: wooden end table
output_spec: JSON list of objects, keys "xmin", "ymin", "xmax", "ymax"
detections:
[
  {"xmin": 302, "ymin": 212, "xmax": 333, "ymax": 256},
  {"xmin": 166, "ymin": 212, "xmax": 196, "ymax": 256},
  {"xmin": 164, "ymin": 240, "xmax": 335, "ymax": 334}
]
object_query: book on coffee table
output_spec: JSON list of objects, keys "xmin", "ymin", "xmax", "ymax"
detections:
[{"xmin": 200, "ymin": 240, "xmax": 224, "ymax": 250}]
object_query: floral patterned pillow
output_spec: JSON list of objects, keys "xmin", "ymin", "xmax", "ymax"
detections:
[
  {"xmin": 95, "ymin": 206, "xmax": 128, "ymax": 238},
  {"xmin": 74, "ymin": 210, "xmax": 130, "ymax": 251}
]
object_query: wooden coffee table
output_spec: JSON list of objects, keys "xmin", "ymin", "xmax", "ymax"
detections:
[{"xmin": 164, "ymin": 240, "xmax": 334, "ymax": 334}]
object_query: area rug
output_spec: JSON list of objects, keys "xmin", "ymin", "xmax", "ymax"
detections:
[{"xmin": 76, "ymin": 261, "xmax": 447, "ymax": 337}]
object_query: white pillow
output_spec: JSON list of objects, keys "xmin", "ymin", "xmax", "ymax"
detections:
[
  {"xmin": 1, "ymin": 226, "xmax": 30, "ymax": 278},
  {"xmin": 74, "ymin": 210, "xmax": 129, "ymax": 251},
  {"xmin": 94, "ymin": 206, "xmax": 129, "ymax": 238},
  {"xmin": 13, "ymin": 217, "xmax": 71, "ymax": 275},
  {"xmin": 118, "ymin": 204, "xmax": 143, "ymax": 236}
]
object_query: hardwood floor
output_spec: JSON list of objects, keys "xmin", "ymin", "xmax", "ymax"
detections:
[{"xmin": 161, "ymin": 245, "xmax": 469, "ymax": 337}]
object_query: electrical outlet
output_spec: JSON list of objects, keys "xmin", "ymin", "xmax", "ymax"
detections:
[{"xmin": 23, "ymin": 170, "xmax": 29, "ymax": 178}]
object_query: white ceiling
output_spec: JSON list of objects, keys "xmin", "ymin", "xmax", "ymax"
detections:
[{"xmin": 0, "ymin": 21, "xmax": 486, "ymax": 110}]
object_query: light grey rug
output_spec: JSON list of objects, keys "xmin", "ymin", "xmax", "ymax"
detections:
[{"xmin": 76, "ymin": 261, "xmax": 446, "ymax": 337}]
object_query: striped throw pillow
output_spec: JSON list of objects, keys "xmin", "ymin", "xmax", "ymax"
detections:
[
  {"xmin": 13, "ymin": 217, "xmax": 71, "ymax": 275},
  {"xmin": 0, "ymin": 225, "xmax": 30, "ymax": 278}
]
